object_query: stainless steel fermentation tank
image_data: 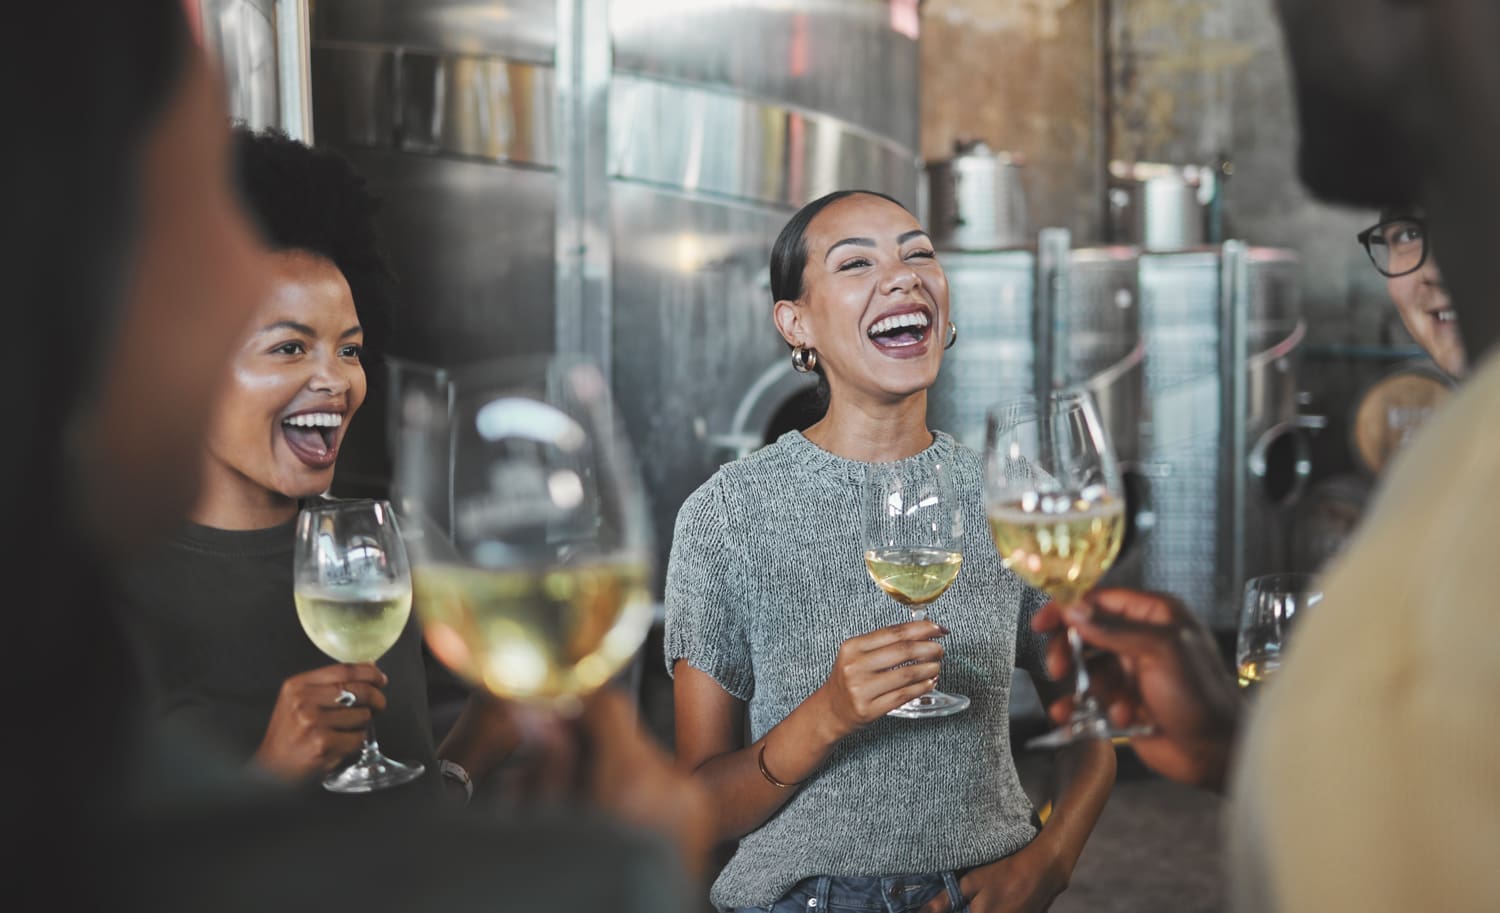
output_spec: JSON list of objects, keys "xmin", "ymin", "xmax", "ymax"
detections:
[
  {"xmin": 1137, "ymin": 244, "xmax": 1310, "ymax": 628},
  {"xmin": 926, "ymin": 228, "xmax": 1306, "ymax": 629},
  {"xmin": 926, "ymin": 230, "xmax": 1144, "ymax": 465},
  {"xmin": 302, "ymin": 0, "xmax": 922, "ymax": 576}
]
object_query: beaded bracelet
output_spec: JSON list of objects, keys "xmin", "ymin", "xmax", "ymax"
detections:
[{"xmin": 757, "ymin": 743, "xmax": 803, "ymax": 789}]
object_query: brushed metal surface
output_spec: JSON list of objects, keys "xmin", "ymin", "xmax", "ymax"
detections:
[
  {"xmin": 610, "ymin": 182, "xmax": 789, "ymax": 558},
  {"xmin": 199, "ymin": 0, "xmax": 281, "ymax": 129},
  {"xmin": 312, "ymin": 0, "xmax": 557, "ymax": 62},
  {"xmin": 612, "ymin": 0, "xmax": 920, "ymax": 148},
  {"xmin": 926, "ymin": 243, "xmax": 1141, "ymax": 464},
  {"xmin": 1136, "ymin": 246, "xmax": 1303, "ymax": 628},
  {"xmin": 611, "ymin": 77, "xmax": 919, "ymax": 209}
]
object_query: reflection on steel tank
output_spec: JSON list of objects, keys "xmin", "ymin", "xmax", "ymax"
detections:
[
  {"xmin": 193, "ymin": 0, "xmax": 314, "ymax": 140},
  {"xmin": 1136, "ymin": 243, "xmax": 1317, "ymax": 629},
  {"xmin": 306, "ymin": 0, "xmax": 922, "ymax": 574}
]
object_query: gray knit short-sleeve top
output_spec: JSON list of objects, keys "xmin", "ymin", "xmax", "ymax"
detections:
[{"xmin": 664, "ymin": 430, "xmax": 1051, "ymax": 911}]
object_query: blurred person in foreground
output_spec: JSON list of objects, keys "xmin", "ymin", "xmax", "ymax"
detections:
[
  {"xmin": 5, "ymin": 1, "xmax": 707, "ymax": 909},
  {"xmin": 1032, "ymin": 1, "xmax": 1500, "ymax": 909},
  {"xmin": 1357, "ymin": 208, "xmax": 1467, "ymax": 378}
]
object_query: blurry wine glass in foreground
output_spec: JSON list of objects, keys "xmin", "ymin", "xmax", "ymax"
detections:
[
  {"xmin": 862, "ymin": 460, "xmax": 970, "ymax": 719},
  {"xmin": 1236, "ymin": 572, "xmax": 1321, "ymax": 689},
  {"xmin": 395, "ymin": 356, "xmax": 654, "ymax": 717},
  {"xmin": 293, "ymin": 498, "xmax": 424, "ymax": 793},
  {"xmin": 983, "ymin": 389, "xmax": 1146, "ymax": 750}
]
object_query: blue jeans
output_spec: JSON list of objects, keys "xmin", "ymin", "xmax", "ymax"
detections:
[{"xmin": 737, "ymin": 872, "xmax": 968, "ymax": 913}]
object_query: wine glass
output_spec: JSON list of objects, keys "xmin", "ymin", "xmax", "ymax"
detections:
[
  {"xmin": 983, "ymin": 388, "xmax": 1146, "ymax": 749},
  {"xmin": 394, "ymin": 355, "xmax": 655, "ymax": 718},
  {"xmin": 293, "ymin": 498, "xmax": 425, "ymax": 793},
  {"xmin": 1236, "ymin": 572, "xmax": 1322, "ymax": 689},
  {"xmin": 862, "ymin": 459, "xmax": 970, "ymax": 718}
]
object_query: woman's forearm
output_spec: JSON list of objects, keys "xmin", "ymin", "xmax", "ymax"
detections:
[
  {"xmin": 692, "ymin": 686, "xmax": 847, "ymax": 841},
  {"xmin": 1034, "ymin": 738, "xmax": 1116, "ymax": 873}
]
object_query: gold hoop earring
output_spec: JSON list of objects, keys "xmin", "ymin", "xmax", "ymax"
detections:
[
  {"xmin": 945, "ymin": 322, "xmax": 958, "ymax": 350},
  {"xmin": 791, "ymin": 345, "xmax": 819, "ymax": 374}
]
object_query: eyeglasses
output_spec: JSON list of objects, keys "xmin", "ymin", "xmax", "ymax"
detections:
[{"xmin": 1356, "ymin": 216, "xmax": 1428, "ymax": 278}]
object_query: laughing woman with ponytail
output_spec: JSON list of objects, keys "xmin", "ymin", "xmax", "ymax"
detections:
[{"xmin": 666, "ymin": 190, "xmax": 1115, "ymax": 913}]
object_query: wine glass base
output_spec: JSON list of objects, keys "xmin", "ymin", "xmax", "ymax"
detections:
[
  {"xmin": 1024, "ymin": 713, "xmax": 1154, "ymax": 750},
  {"xmin": 322, "ymin": 755, "xmax": 426, "ymax": 794},
  {"xmin": 886, "ymin": 689, "xmax": 970, "ymax": 719}
]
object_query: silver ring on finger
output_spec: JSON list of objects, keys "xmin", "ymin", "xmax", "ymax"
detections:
[{"xmin": 335, "ymin": 687, "xmax": 358, "ymax": 708}]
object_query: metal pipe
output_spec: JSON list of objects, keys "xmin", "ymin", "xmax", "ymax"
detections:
[
  {"xmin": 554, "ymin": 0, "xmax": 613, "ymax": 379},
  {"xmin": 1218, "ymin": 240, "xmax": 1250, "ymax": 621},
  {"xmin": 1035, "ymin": 227, "xmax": 1072, "ymax": 397},
  {"xmin": 274, "ymin": 0, "xmax": 312, "ymax": 142}
]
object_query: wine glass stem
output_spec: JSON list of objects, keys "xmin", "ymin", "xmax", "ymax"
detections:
[
  {"xmin": 909, "ymin": 607, "xmax": 928, "ymax": 623},
  {"xmin": 357, "ymin": 721, "xmax": 382, "ymax": 765},
  {"xmin": 1066, "ymin": 621, "xmax": 1098, "ymax": 714}
]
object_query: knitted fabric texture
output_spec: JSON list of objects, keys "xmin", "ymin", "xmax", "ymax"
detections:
[{"xmin": 665, "ymin": 430, "xmax": 1051, "ymax": 911}]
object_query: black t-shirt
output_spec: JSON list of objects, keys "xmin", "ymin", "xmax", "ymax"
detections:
[{"xmin": 116, "ymin": 513, "xmax": 441, "ymax": 800}]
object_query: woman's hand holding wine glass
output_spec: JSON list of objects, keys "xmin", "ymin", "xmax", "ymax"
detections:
[
  {"xmin": 859, "ymin": 459, "xmax": 970, "ymax": 719},
  {"xmin": 813, "ymin": 619, "xmax": 951, "ymax": 735},
  {"xmin": 293, "ymin": 498, "xmax": 425, "ymax": 793},
  {"xmin": 252, "ymin": 661, "xmax": 388, "ymax": 780}
]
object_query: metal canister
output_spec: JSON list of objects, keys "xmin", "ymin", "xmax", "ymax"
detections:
[
  {"xmin": 925, "ymin": 140, "xmax": 1029, "ymax": 251},
  {"xmin": 1107, "ymin": 160, "xmax": 1227, "ymax": 252}
]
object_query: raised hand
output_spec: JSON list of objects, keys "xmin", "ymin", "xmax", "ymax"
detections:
[
  {"xmin": 1031, "ymin": 588, "xmax": 1241, "ymax": 790},
  {"xmin": 252, "ymin": 662, "xmax": 388, "ymax": 780}
]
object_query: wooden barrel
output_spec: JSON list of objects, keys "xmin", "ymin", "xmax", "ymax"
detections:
[{"xmin": 1349, "ymin": 361, "xmax": 1455, "ymax": 477}]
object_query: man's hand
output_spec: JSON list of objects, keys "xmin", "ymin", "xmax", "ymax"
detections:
[{"xmin": 1032, "ymin": 588, "xmax": 1241, "ymax": 791}]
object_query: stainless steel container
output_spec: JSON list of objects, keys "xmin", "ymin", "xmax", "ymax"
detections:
[
  {"xmin": 308, "ymin": 0, "xmax": 922, "ymax": 577},
  {"xmin": 924, "ymin": 140, "xmax": 1029, "ymax": 251},
  {"xmin": 1137, "ymin": 244, "xmax": 1307, "ymax": 628},
  {"xmin": 1107, "ymin": 160, "xmax": 1226, "ymax": 252},
  {"xmin": 926, "ymin": 233, "xmax": 1143, "ymax": 467}
]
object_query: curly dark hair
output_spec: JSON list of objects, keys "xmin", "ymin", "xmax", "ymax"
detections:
[{"xmin": 230, "ymin": 126, "xmax": 397, "ymax": 363}]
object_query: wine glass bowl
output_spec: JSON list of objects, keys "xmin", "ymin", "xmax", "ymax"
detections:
[
  {"xmin": 1236, "ymin": 572, "xmax": 1321, "ymax": 689},
  {"xmin": 395, "ymin": 356, "xmax": 655, "ymax": 717},
  {"xmin": 983, "ymin": 389, "xmax": 1142, "ymax": 749},
  {"xmin": 862, "ymin": 459, "xmax": 970, "ymax": 719},
  {"xmin": 293, "ymin": 498, "xmax": 425, "ymax": 793}
]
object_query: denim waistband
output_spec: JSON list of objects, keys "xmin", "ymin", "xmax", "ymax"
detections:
[{"xmin": 778, "ymin": 871, "xmax": 966, "ymax": 913}]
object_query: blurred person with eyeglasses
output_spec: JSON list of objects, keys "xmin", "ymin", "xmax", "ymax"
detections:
[{"xmin": 1358, "ymin": 210, "xmax": 1467, "ymax": 377}]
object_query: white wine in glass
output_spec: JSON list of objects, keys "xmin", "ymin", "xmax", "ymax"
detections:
[
  {"xmin": 984, "ymin": 389, "xmax": 1147, "ymax": 749},
  {"xmin": 1236, "ymin": 573, "xmax": 1321, "ymax": 689},
  {"xmin": 395, "ymin": 355, "xmax": 655, "ymax": 717},
  {"xmin": 862, "ymin": 460, "xmax": 970, "ymax": 719},
  {"xmin": 293, "ymin": 498, "xmax": 425, "ymax": 793}
]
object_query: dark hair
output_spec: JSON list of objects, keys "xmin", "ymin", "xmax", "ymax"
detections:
[
  {"xmin": 231, "ymin": 126, "xmax": 398, "ymax": 363},
  {"xmin": 1377, "ymin": 204, "xmax": 1425, "ymax": 224},
  {"xmin": 769, "ymin": 189, "xmax": 910, "ymax": 303}
]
